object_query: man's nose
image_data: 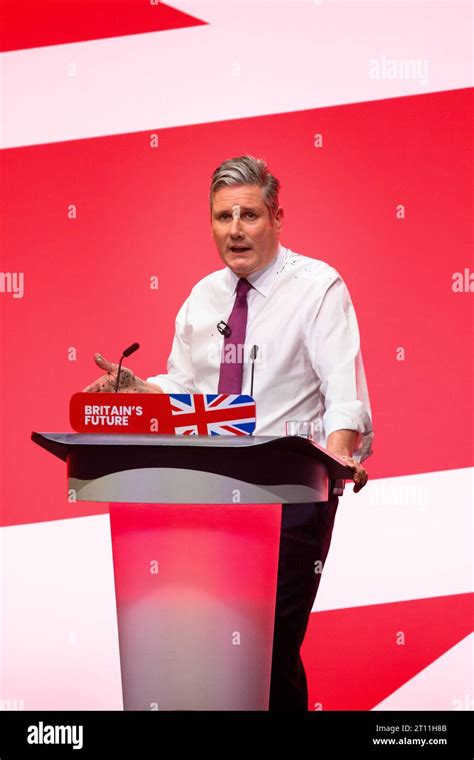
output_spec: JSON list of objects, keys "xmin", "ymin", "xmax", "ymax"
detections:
[{"xmin": 229, "ymin": 216, "xmax": 244, "ymax": 237}]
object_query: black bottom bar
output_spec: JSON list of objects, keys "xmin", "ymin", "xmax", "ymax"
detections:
[{"xmin": 0, "ymin": 710, "xmax": 472, "ymax": 757}]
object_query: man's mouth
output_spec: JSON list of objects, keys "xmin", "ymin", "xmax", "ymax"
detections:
[{"xmin": 230, "ymin": 246, "xmax": 251, "ymax": 253}]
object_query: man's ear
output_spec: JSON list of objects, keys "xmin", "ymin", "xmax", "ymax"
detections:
[{"xmin": 275, "ymin": 206, "xmax": 284, "ymax": 231}]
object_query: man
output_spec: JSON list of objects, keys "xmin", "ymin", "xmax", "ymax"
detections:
[{"xmin": 84, "ymin": 155, "xmax": 373, "ymax": 711}]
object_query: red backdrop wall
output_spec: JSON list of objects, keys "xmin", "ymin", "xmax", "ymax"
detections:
[{"xmin": 1, "ymin": 87, "xmax": 471, "ymax": 527}]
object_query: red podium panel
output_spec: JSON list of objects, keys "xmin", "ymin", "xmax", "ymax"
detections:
[{"xmin": 109, "ymin": 502, "xmax": 281, "ymax": 710}]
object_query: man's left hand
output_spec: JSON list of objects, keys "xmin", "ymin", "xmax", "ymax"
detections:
[{"xmin": 339, "ymin": 456, "xmax": 368, "ymax": 493}]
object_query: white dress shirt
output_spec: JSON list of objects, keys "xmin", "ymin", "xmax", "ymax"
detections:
[{"xmin": 147, "ymin": 242, "xmax": 374, "ymax": 461}]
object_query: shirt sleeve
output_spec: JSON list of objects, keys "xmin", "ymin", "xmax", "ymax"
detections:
[
  {"xmin": 305, "ymin": 273, "xmax": 374, "ymax": 462},
  {"xmin": 146, "ymin": 296, "xmax": 199, "ymax": 394}
]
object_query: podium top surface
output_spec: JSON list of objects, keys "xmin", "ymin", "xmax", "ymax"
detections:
[
  {"xmin": 35, "ymin": 432, "xmax": 278, "ymax": 448},
  {"xmin": 31, "ymin": 432, "xmax": 353, "ymax": 478}
]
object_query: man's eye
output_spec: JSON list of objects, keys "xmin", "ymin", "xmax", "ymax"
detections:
[{"xmin": 218, "ymin": 212, "xmax": 255, "ymax": 220}]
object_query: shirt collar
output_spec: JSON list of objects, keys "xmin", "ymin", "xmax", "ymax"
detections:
[{"xmin": 227, "ymin": 242, "xmax": 287, "ymax": 297}]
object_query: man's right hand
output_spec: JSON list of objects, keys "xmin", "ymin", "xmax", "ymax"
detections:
[{"xmin": 82, "ymin": 353, "xmax": 163, "ymax": 393}]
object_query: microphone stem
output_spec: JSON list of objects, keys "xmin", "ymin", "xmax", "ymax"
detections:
[{"xmin": 115, "ymin": 356, "xmax": 124, "ymax": 393}]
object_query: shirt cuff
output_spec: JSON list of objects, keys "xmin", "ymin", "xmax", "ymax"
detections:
[
  {"xmin": 323, "ymin": 407, "xmax": 374, "ymax": 463},
  {"xmin": 145, "ymin": 375, "xmax": 194, "ymax": 395}
]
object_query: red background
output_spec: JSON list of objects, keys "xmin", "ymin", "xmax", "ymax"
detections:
[{"xmin": 1, "ymin": 87, "xmax": 472, "ymax": 526}]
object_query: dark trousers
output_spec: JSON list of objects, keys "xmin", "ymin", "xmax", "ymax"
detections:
[{"xmin": 268, "ymin": 495, "xmax": 339, "ymax": 711}]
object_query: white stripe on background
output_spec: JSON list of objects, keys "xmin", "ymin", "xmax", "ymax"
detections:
[
  {"xmin": 315, "ymin": 466, "xmax": 473, "ymax": 612},
  {"xmin": 372, "ymin": 633, "xmax": 473, "ymax": 711},
  {"xmin": 1, "ymin": 0, "xmax": 471, "ymax": 149}
]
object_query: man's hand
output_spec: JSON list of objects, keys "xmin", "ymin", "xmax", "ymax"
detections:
[
  {"xmin": 326, "ymin": 429, "xmax": 369, "ymax": 493},
  {"xmin": 82, "ymin": 353, "xmax": 163, "ymax": 394},
  {"xmin": 338, "ymin": 455, "xmax": 368, "ymax": 493}
]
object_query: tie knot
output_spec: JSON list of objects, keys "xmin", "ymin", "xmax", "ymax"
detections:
[{"xmin": 236, "ymin": 278, "xmax": 252, "ymax": 298}]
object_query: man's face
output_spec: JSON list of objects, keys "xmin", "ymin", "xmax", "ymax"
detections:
[{"xmin": 211, "ymin": 185, "xmax": 284, "ymax": 277}]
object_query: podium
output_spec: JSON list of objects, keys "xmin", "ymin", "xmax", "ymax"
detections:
[{"xmin": 31, "ymin": 432, "xmax": 352, "ymax": 711}]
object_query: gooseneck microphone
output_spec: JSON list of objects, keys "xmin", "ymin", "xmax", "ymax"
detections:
[
  {"xmin": 114, "ymin": 342, "xmax": 140, "ymax": 392},
  {"xmin": 250, "ymin": 345, "xmax": 259, "ymax": 398}
]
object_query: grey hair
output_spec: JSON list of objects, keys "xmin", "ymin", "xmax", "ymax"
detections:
[{"xmin": 209, "ymin": 155, "xmax": 280, "ymax": 219}]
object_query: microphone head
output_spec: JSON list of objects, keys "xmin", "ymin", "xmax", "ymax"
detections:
[
  {"xmin": 217, "ymin": 321, "xmax": 231, "ymax": 338},
  {"xmin": 250, "ymin": 344, "xmax": 259, "ymax": 360},
  {"xmin": 122, "ymin": 342, "xmax": 140, "ymax": 358}
]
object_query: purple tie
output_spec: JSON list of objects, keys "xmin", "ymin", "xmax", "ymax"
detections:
[{"xmin": 217, "ymin": 278, "xmax": 253, "ymax": 393}]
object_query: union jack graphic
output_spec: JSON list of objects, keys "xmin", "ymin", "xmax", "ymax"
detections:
[{"xmin": 169, "ymin": 394, "xmax": 256, "ymax": 436}]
